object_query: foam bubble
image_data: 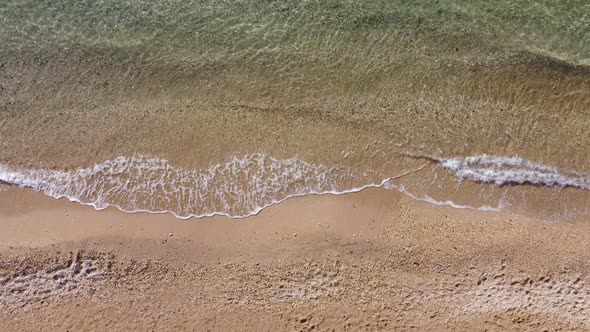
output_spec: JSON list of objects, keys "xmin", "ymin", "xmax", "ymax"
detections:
[
  {"xmin": 0, "ymin": 154, "xmax": 380, "ymax": 219},
  {"xmin": 438, "ymin": 155, "xmax": 590, "ymax": 190},
  {"xmin": 384, "ymin": 182, "xmax": 503, "ymax": 212},
  {"xmin": 1, "ymin": 154, "xmax": 588, "ymax": 220}
]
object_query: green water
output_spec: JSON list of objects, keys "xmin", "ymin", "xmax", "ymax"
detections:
[
  {"xmin": 0, "ymin": 1, "xmax": 589, "ymax": 220},
  {"xmin": 1, "ymin": 0, "xmax": 589, "ymax": 163},
  {"xmin": 2, "ymin": 0, "xmax": 588, "ymax": 71}
]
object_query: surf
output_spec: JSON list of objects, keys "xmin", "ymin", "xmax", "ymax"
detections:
[{"xmin": 1, "ymin": 153, "xmax": 588, "ymax": 221}]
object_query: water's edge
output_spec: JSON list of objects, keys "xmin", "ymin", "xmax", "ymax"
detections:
[{"xmin": 1, "ymin": 154, "xmax": 587, "ymax": 221}]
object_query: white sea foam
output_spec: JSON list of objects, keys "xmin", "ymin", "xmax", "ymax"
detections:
[
  {"xmin": 0, "ymin": 154, "xmax": 382, "ymax": 219},
  {"xmin": 438, "ymin": 155, "xmax": 590, "ymax": 190},
  {"xmin": 384, "ymin": 182, "xmax": 504, "ymax": 212},
  {"xmin": 0, "ymin": 154, "xmax": 587, "ymax": 219}
]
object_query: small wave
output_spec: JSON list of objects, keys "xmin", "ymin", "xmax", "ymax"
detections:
[
  {"xmin": 0, "ymin": 154, "xmax": 383, "ymax": 219},
  {"xmin": 438, "ymin": 155, "xmax": 590, "ymax": 190},
  {"xmin": 1, "ymin": 154, "xmax": 588, "ymax": 220}
]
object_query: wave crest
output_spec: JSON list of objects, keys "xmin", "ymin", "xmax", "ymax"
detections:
[
  {"xmin": 0, "ymin": 154, "xmax": 370, "ymax": 218},
  {"xmin": 439, "ymin": 155, "xmax": 590, "ymax": 190},
  {"xmin": 1, "ymin": 153, "xmax": 588, "ymax": 220}
]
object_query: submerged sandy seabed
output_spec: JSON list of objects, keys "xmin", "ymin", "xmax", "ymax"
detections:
[
  {"xmin": 1, "ymin": 2, "xmax": 589, "ymax": 330},
  {"xmin": 1, "ymin": 187, "xmax": 589, "ymax": 331}
]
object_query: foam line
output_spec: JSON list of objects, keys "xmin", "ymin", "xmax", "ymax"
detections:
[
  {"xmin": 438, "ymin": 155, "xmax": 590, "ymax": 190},
  {"xmin": 1, "ymin": 154, "xmax": 587, "ymax": 219},
  {"xmin": 0, "ymin": 154, "xmax": 380, "ymax": 219}
]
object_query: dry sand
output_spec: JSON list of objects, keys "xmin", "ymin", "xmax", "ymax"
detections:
[{"xmin": 1, "ymin": 187, "xmax": 589, "ymax": 331}]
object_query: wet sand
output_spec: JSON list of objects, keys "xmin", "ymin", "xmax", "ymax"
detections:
[
  {"xmin": 1, "ymin": 187, "xmax": 589, "ymax": 331},
  {"xmin": 1, "ymin": 1, "xmax": 589, "ymax": 330}
]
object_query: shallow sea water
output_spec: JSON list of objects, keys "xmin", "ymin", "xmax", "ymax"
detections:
[{"xmin": 0, "ymin": 0, "xmax": 588, "ymax": 221}]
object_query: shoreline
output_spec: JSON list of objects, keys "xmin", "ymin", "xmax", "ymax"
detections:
[
  {"xmin": 3, "ymin": 152, "xmax": 588, "ymax": 223},
  {"xmin": 1, "ymin": 1, "xmax": 588, "ymax": 330},
  {"xmin": 2, "ymin": 187, "xmax": 589, "ymax": 331}
]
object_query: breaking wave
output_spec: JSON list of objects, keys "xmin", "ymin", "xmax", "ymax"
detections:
[
  {"xmin": 439, "ymin": 155, "xmax": 590, "ymax": 190},
  {"xmin": 0, "ymin": 154, "xmax": 380, "ymax": 218},
  {"xmin": 0, "ymin": 153, "xmax": 588, "ymax": 220}
]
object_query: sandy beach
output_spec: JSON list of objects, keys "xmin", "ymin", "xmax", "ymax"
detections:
[
  {"xmin": 2, "ymin": 187, "xmax": 589, "ymax": 331},
  {"xmin": 1, "ymin": 1, "xmax": 589, "ymax": 330}
]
